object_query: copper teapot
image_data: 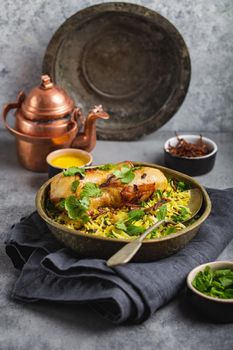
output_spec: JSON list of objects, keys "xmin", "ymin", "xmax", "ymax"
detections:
[{"xmin": 3, "ymin": 75, "xmax": 109, "ymax": 172}]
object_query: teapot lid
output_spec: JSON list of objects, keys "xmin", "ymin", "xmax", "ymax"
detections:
[{"xmin": 21, "ymin": 75, "xmax": 75, "ymax": 121}]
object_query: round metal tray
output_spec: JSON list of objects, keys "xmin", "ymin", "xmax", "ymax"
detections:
[{"xmin": 43, "ymin": 3, "xmax": 191, "ymax": 140}]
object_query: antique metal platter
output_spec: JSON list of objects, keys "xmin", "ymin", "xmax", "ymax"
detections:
[{"xmin": 43, "ymin": 3, "xmax": 191, "ymax": 140}]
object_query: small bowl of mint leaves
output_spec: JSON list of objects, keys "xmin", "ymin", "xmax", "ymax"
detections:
[{"xmin": 187, "ymin": 261, "xmax": 233, "ymax": 322}]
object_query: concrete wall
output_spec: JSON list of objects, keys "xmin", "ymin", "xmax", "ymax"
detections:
[{"xmin": 1, "ymin": 0, "xmax": 233, "ymax": 132}]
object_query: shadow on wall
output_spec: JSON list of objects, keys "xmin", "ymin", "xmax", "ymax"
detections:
[
  {"xmin": 0, "ymin": 56, "xmax": 45, "ymax": 109},
  {"xmin": 0, "ymin": 136, "xmax": 18, "ymax": 169}
]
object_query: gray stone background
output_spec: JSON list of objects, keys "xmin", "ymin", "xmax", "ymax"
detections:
[
  {"xmin": 0, "ymin": 0, "xmax": 233, "ymax": 132},
  {"xmin": 0, "ymin": 2, "xmax": 233, "ymax": 349}
]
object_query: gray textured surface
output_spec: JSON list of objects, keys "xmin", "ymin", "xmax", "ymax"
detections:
[
  {"xmin": 1, "ymin": 0, "xmax": 233, "ymax": 132},
  {"xmin": 0, "ymin": 129, "xmax": 233, "ymax": 350}
]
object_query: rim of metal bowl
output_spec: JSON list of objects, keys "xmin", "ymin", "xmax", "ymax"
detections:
[
  {"xmin": 36, "ymin": 162, "xmax": 211, "ymax": 244},
  {"xmin": 42, "ymin": 2, "xmax": 191, "ymax": 140}
]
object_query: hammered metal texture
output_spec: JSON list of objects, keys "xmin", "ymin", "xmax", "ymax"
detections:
[{"xmin": 43, "ymin": 3, "xmax": 191, "ymax": 140}]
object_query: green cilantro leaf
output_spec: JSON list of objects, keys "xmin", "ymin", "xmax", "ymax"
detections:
[
  {"xmin": 127, "ymin": 210, "xmax": 145, "ymax": 221},
  {"xmin": 113, "ymin": 165, "xmax": 135, "ymax": 184},
  {"xmin": 71, "ymin": 180, "xmax": 80, "ymax": 193},
  {"xmin": 64, "ymin": 195, "xmax": 89, "ymax": 222},
  {"xmin": 121, "ymin": 171, "xmax": 135, "ymax": 184},
  {"xmin": 63, "ymin": 167, "xmax": 86, "ymax": 177},
  {"xmin": 80, "ymin": 183, "xmax": 103, "ymax": 199}
]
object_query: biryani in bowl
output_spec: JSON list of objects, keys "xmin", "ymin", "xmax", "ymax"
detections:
[{"xmin": 36, "ymin": 162, "xmax": 211, "ymax": 261}]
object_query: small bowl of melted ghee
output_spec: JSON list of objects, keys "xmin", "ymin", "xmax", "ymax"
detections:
[{"xmin": 46, "ymin": 148, "xmax": 93, "ymax": 178}]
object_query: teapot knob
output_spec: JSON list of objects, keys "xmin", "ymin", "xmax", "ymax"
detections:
[{"xmin": 41, "ymin": 74, "xmax": 53, "ymax": 89}]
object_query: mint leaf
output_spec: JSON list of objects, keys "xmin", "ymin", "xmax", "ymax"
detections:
[
  {"xmin": 156, "ymin": 205, "xmax": 167, "ymax": 221},
  {"xmin": 80, "ymin": 183, "xmax": 103, "ymax": 199},
  {"xmin": 63, "ymin": 167, "xmax": 86, "ymax": 177},
  {"xmin": 115, "ymin": 217, "xmax": 145, "ymax": 236},
  {"xmin": 163, "ymin": 227, "xmax": 176, "ymax": 235},
  {"xmin": 127, "ymin": 210, "xmax": 145, "ymax": 221},
  {"xmin": 71, "ymin": 180, "xmax": 80, "ymax": 193},
  {"xmin": 126, "ymin": 225, "xmax": 145, "ymax": 236}
]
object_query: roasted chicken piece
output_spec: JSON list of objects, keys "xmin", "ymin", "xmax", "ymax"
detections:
[{"xmin": 50, "ymin": 162, "xmax": 168, "ymax": 211}]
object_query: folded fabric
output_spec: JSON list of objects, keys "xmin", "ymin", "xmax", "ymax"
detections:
[{"xmin": 5, "ymin": 188, "xmax": 233, "ymax": 324}]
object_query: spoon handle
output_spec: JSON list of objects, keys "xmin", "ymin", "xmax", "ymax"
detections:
[{"xmin": 106, "ymin": 219, "xmax": 166, "ymax": 267}]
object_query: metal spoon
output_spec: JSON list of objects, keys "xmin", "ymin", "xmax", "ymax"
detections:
[{"xmin": 106, "ymin": 188, "xmax": 203, "ymax": 267}]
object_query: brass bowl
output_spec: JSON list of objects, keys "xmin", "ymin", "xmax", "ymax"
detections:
[{"xmin": 36, "ymin": 163, "xmax": 211, "ymax": 262}]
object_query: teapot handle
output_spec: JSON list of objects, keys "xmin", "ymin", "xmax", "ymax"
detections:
[
  {"xmin": 2, "ymin": 91, "xmax": 25, "ymax": 135},
  {"xmin": 71, "ymin": 107, "xmax": 85, "ymax": 130}
]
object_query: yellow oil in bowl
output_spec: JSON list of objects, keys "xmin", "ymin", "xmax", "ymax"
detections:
[
  {"xmin": 50, "ymin": 153, "xmax": 87, "ymax": 168},
  {"xmin": 47, "ymin": 149, "xmax": 92, "ymax": 178}
]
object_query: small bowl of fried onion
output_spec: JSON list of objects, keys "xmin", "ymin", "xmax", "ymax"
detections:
[{"xmin": 164, "ymin": 134, "xmax": 218, "ymax": 176}]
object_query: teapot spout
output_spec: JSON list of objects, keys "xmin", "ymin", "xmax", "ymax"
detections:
[{"xmin": 71, "ymin": 105, "xmax": 109, "ymax": 152}]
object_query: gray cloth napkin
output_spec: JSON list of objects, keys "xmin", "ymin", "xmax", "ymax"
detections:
[{"xmin": 5, "ymin": 188, "xmax": 233, "ymax": 324}]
